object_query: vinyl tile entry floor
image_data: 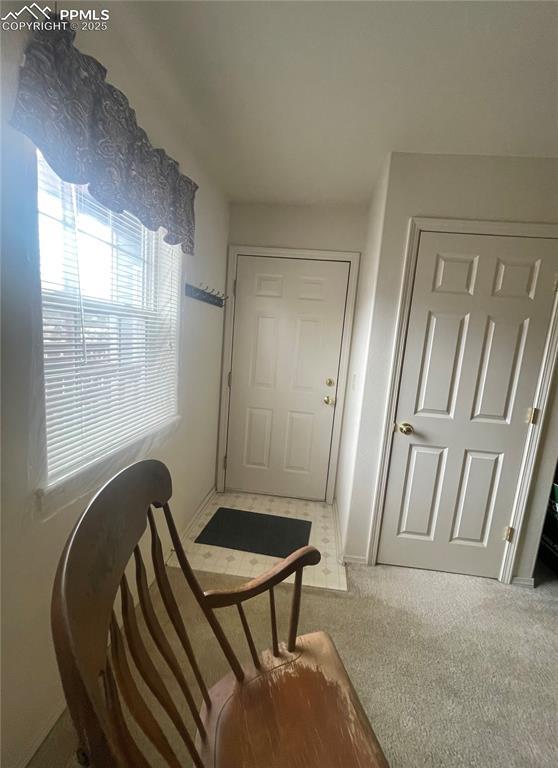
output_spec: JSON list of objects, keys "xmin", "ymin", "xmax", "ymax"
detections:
[{"xmin": 167, "ymin": 491, "xmax": 347, "ymax": 591}]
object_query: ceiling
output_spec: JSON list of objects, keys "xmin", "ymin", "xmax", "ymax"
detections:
[{"xmin": 94, "ymin": 1, "xmax": 557, "ymax": 204}]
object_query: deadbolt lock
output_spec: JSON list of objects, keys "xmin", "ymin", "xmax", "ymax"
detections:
[
  {"xmin": 323, "ymin": 395, "xmax": 336, "ymax": 406},
  {"xmin": 325, "ymin": 377, "xmax": 335, "ymax": 387}
]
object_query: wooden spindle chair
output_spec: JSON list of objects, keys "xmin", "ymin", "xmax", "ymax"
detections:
[{"xmin": 52, "ymin": 460, "xmax": 389, "ymax": 768}]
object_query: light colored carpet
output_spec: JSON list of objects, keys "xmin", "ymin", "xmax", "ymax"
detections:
[{"xmin": 29, "ymin": 563, "xmax": 558, "ymax": 768}]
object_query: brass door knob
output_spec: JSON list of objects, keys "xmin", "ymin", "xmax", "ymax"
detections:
[
  {"xmin": 398, "ymin": 422, "xmax": 414, "ymax": 435},
  {"xmin": 323, "ymin": 395, "xmax": 336, "ymax": 406}
]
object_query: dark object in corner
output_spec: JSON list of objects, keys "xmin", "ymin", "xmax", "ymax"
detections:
[{"xmin": 539, "ymin": 482, "xmax": 558, "ymax": 575}]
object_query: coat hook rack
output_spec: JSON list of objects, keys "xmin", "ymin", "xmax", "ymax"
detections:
[{"xmin": 185, "ymin": 282, "xmax": 226, "ymax": 308}]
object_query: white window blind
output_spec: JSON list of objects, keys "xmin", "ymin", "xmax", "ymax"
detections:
[{"xmin": 36, "ymin": 151, "xmax": 181, "ymax": 486}]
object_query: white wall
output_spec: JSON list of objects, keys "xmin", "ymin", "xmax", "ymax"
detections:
[
  {"xmin": 1, "ymin": 24, "xmax": 229, "ymax": 768},
  {"xmin": 229, "ymin": 202, "xmax": 368, "ymax": 252},
  {"xmin": 335, "ymin": 159, "xmax": 390, "ymax": 553},
  {"xmin": 341, "ymin": 152, "xmax": 558, "ymax": 572}
]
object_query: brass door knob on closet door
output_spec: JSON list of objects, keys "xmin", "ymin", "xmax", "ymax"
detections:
[
  {"xmin": 323, "ymin": 395, "xmax": 336, "ymax": 406},
  {"xmin": 398, "ymin": 422, "xmax": 414, "ymax": 435}
]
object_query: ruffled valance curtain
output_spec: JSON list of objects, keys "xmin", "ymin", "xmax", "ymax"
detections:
[{"xmin": 11, "ymin": 22, "xmax": 197, "ymax": 254}]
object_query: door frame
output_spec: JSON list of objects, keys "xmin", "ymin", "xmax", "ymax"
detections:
[
  {"xmin": 217, "ymin": 245, "xmax": 360, "ymax": 504},
  {"xmin": 368, "ymin": 217, "xmax": 558, "ymax": 583}
]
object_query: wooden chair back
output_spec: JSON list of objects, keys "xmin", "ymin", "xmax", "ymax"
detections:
[{"xmin": 51, "ymin": 459, "xmax": 318, "ymax": 768}]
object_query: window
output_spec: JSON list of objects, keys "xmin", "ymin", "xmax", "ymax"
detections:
[{"xmin": 36, "ymin": 152, "xmax": 181, "ymax": 486}]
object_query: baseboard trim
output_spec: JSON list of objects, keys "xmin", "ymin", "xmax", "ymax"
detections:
[
  {"xmin": 342, "ymin": 553, "xmax": 368, "ymax": 565},
  {"xmin": 511, "ymin": 576, "xmax": 535, "ymax": 589},
  {"xmin": 179, "ymin": 486, "xmax": 217, "ymax": 542},
  {"xmin": 331, "ymin": 500, "xmax": 345, "ymax": 566}
]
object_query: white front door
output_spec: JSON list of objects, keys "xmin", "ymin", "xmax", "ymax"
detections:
[
  {"xmin": 226, "ymin": 255, "xmax": 350, "ymax": 499},
  {"xmin": 378, "ymin": 232, "xmax": 557, "ymax": 578}
]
